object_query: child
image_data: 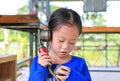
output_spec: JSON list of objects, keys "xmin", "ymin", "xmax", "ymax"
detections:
[{"xmin": 28, "ymin": 8, "xmax": 92, "ymax": 81}]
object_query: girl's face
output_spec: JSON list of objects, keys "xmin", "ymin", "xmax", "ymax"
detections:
[{"xmin": 50, "ymin": 24, "xmax": 79, "ymax": 58}]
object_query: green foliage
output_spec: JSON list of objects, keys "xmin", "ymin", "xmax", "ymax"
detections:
[
  {"xmin": 0, "ymin": 29, "xmax": 4, "ymax": 41},
  {"xmin": 74, "ymin": 33, "xmax": 120, "ymax": 67},
  {"xmin": 50, "ymin": 5, "xmax": 60, "ymax": 13},
  {"xmin": 17, "ymin": 2, "xmax": 29, "ymax": 14},
  {"xmin": 84, "ymin": 12, "xmax": 106, "ymax": 26},
  {"xmin": 8, "ymin": 30, "xmax": 29, "ymax": 42}
]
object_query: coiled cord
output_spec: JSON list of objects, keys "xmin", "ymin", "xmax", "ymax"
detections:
[{"xmin": 48, "ymin": 66, "xmax": 61, "ymax": 81}]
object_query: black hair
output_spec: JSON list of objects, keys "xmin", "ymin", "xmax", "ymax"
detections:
[{"xmin": 48, "ymin": 8, "xmax": 82, "ymax": 35}]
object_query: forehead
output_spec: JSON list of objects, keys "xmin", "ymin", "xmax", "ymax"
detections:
[
  {"xmin": 53, "ymin": 24, "xmax": 79, "ymax": 38},
  {"xmin": 56, "ymin": 24, "xmax": 78, "ymax": 32}
]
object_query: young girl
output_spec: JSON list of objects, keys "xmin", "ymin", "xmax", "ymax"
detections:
[{"xmin": 29, "ymin": 8, "xmax": 92, "ymax": 81}]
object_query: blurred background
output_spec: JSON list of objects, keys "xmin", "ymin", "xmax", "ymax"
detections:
[{"xmin": 0, "ymin": 0, "xmax": 120, "ymax": 81}]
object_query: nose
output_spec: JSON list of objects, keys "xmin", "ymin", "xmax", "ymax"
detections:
[{"xmin": 62, "ymin": 42, "xmax": 69, "ymax": 50}]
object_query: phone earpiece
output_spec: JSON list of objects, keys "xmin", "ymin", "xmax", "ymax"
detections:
[{"xmin": 40, "ymin": 29, "xmax": 51, "ymax": 41}]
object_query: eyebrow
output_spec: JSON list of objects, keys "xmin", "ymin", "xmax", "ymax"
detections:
[{"xmin": 59, "ymin": 36, "xmax": 77, "ymax": 40}]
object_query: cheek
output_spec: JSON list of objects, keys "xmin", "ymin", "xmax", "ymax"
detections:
[
  {"xmin": 69, "ymin": 44, "xmax": 76, "ymax": 51},
  {"xmin": 51, "ymin": 39, "xmax": 60, "ymax": 51}
]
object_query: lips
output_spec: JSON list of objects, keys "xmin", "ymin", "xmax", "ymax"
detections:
[{"xmin": 60, "ymin": 51, "xmax": 67, "ymax": 55}]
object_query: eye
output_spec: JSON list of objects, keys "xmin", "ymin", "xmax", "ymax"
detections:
[
  {"xmin": 69, "ymin": 42, "xmax": 75, "ymax": 44},
  {"xmin": 58, "ymin": 38, "xmax": 65, "ymax": 42},
  {"xmin": 69, "ymin": 41, "xmax": 76, "ymax": 44},
  {"xmin": 59, "ymin": 39, "xmax": 64, "ymax": 42}
]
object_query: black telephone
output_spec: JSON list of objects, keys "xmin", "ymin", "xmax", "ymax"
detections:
[{"xmin": 38, "ymin": 28, "xmax": 60, "ymax": 81}]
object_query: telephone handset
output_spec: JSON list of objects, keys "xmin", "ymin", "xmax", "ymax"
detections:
[{"xmin": 38, "ymin": 29, "xmax": 60, "ymax": 81}]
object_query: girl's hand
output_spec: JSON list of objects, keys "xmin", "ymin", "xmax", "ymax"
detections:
[
  {"xmin": 38, "ymin": 52, "xmax": 52, "ymax": 67},
  {"xmin": 54, "ymin": 65, "xmax": 71, "ymax": 81}
]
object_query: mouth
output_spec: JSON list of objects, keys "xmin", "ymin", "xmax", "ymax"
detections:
[{"xmin": 60, "ymin": 51, "xmax": 67, "ymax": 55}]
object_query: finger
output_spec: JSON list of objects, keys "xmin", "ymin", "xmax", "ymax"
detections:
[
  {"xmin": 55, "ymin": 69, "xmax": 69, "ymax": 77},
  {"xmin": 44, "ymin": 58, "xmax": 52, "ymax": 63},
  {"xmin": 43, "ymin": 61, "xmax": 52, "ymax": 66},
  {"xmin": 55, "ymin": 74, "xmax": 68, "ymax": 81},
  {"xmin": 42, "ymin": 56, "xmax": 52, "ymax": 64},
  {"xmin": 39, "ymin": 52, "xmax": 48, "ymax": 57},
  {"xmin": 60, "ymin": 66, "xmax": 70, "ymax": 72},
  {"xmin": 39, "ymin": 55, "xmax": 51, "ymax": 61},
  {"xmin": 38, "ymin": 55, "xmax": 52, "ymax": 66},
  {"xmin": 54, "ymin": 65, "xmax": 70, "ymax": 76},
  {"xmin": 38, "ymin": 58, "xmax": 52, "ymax": 66},
  {"xmin": 57, "ymin": 69, "xmax": 68, "ymax": 76}
]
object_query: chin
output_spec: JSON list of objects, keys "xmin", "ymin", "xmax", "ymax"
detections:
[{"xmin": 59, "ymin": 53, "xmax": 68, "ymax": 57}]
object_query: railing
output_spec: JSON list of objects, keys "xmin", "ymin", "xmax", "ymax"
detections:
[{"xmin": 1, "ymin": 15, "xmax": 120, "ymax": 68}]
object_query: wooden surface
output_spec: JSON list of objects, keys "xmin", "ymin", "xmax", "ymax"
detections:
[
  {"xmin": 0, "ymin": 14, "xmax": 40, "ymax": 23},
  {"xmin": 0, "ymin": 14, "xmax": 40, "ymax": 27},
  {"xmin": 0, "ymin": 55, "xmax": 17, "ymax": 81},
  {"xmin": 82, "ymin": 26, "xmax": 120, "ymax": 33},
  {"xmin": 0, "ymin": 14, "xmax": 40, "ymax": 32},
  {"xmin": 0, "ymin": 55, "xmax": 16, "ymax": 63},
  {"xmin": 0, "ymin": 15, "xmax": 120, "ymax": 33}
]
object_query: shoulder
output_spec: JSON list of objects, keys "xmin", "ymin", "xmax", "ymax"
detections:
[
  {"xmin": 71, "ymin": 56, "xmax": 89, "ymax": 70},
  {"xmin": 71, "ymin": 56, "xmax": 88, "ymax": 68},
  {"xmin": 31, "ymin": 56, "xmax": 39, "ymax": 64},
  {"xmin": 64, "ymin": 56, "xmax": 87, "ymax": 67},
  {"xmin": 33, "ymin": 55, "xmax": 38, "ymax": 60},
  {"xmin": 31, "ymin": 56, "xmax": 46, "ymax": 69},
  {"xmin": 72, "ymin": 56, "xmax": 86, "ymax": 63}
]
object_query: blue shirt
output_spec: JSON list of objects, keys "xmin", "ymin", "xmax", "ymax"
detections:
[{"xmin": 28, "ymin": 56, "xmax": 92, "ymax": 81}]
